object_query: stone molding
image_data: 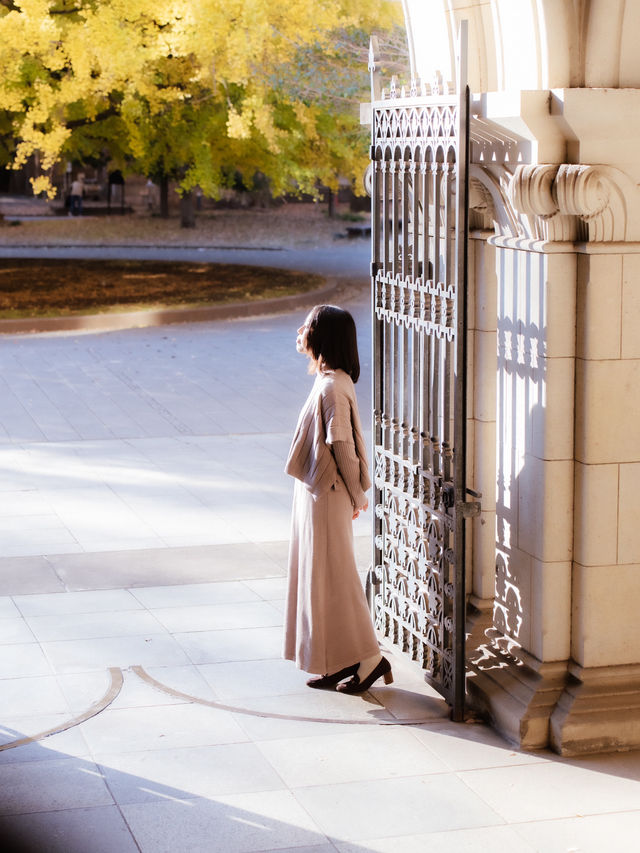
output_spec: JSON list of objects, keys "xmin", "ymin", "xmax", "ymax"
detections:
[
  {"xmin": 467, "ymin": 637, "xmax": 640, "ymax": 754},
  {"xmin": 508, "ymin": 163, "xmax": 640, "ymax": 243},
  {"xmin": 550, "ymin": 661, "xmax": 640, "ymax": 755},
  {"xmin": 466, "ymin": 631, "xmax": 569, "ymax": 750},
  {"xmin": 470, "ymin": 161, "xmax": 640, "ymax": 244}
]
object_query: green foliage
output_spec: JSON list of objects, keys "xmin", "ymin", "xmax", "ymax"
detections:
[{"xmin": 0, "ymin": 0, "xmax": 405, "ymax": 199}]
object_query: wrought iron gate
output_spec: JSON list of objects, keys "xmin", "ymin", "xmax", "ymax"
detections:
[{"xmin": 369, "ymin": 28, "xmax": 475, "ymax": 720}]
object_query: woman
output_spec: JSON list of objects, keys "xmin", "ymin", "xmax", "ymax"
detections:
[{"xmin": 283, "ymin": 304, "xmax": 392, "ymax": 693}]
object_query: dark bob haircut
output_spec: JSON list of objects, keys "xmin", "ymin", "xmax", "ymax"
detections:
[{"xmin": 306, "ymin": 304, "xmax": 360, "ymax": 383}]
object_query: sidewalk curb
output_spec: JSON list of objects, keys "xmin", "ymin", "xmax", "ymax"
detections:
[{"xmin": 0, "ymin": 275, "xmax": 367, "ymax": 335}]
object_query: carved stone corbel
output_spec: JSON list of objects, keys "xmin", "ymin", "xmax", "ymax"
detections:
[
  {"xmin": 469, "ymin": 164, "xmax": 520, "ymax": 237},
  {"xmin": 469, "ymin": 177, "xmax": 496, "ymax": 230},
  {"xmin": 508, "ymin": 163, "xmax": 640, "ymax": 242},
  {"xmin": 509, "ymin": 164, "xmax": 576, "ymax": 241}
]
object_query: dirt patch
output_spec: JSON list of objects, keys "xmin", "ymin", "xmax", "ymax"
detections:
[{"xmin": 0, "ymin": 259, "xmax": 323, "ymax": 319}]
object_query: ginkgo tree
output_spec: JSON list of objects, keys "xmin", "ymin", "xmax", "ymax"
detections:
[{"xmin": 0, "ymin": 0, "xmax": 402, "ymax": 220}]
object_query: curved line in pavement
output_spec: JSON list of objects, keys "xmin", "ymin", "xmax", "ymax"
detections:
[
  {"xmin": 133, "ymin": 665, "xmax": 437, "ymax": 727},
  {"xmin": 0, "ymin": 667, "xmax": 124, "ymax": 752}
]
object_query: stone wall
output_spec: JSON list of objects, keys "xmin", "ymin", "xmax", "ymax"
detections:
[{"xmin": 401, "ymin": 0, "xmax": 640, "ymax": 753}]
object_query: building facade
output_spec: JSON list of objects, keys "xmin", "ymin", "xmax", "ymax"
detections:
[{"xmin": 396, "ymin": 0, "xmax": 640, "ymax": 754}]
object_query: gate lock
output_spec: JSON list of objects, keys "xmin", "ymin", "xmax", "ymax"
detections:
[{"xmin": 442, "ymin": 482, "xmax": 482, "ymax": 518}]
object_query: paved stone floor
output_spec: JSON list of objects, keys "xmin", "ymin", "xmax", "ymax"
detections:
[{"xmin": 1, "ymin": 279, "xmax": 640, "ymax": 851}]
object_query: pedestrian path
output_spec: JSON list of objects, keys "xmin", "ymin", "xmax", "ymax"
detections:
[
  {"xmin": 0, "ymin": 291, "xmax": 371, "ymax": 563},
  {"xmin": 1, "ymin": 270, "xmax": 640, "ymax": 851},
  {"xmin": 2, "ymin": 576, "xmax": 640, "ymax": 852},
  {"xmin": 0, "ymin": 241, "xmax": 371, "ymax": 278}
]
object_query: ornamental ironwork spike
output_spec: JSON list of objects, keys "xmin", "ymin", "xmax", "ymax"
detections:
[{"xmin": 369, "ymin": 35, "xmax": 381, "ymax": 102}]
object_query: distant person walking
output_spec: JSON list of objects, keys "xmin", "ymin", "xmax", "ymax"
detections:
[
  {"xmin": 69, "ymin": 174, "xmax": 84, "ymax": 216},
  {"xmin": 284, "ymin": 304, "xmax": 393, "ymax": 693}
]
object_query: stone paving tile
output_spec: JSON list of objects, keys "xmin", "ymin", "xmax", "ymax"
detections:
[
  {"xmin": 130, "ymin": 580, "xmax": 262, "ymax": 609},
  {"xmin": 0, "ymin": 642, "xmax": 53, "ymax": 679},
  {"xmin": 0, "ymin": 617, "xmax": 36, "ymax": 644},
  {"xmin": 0, "ymin": 555, "xmax": 66, "ymax": 595},
  {"xmin": 460, "ymin": 760, "xmax": 640, "ymax": 823},
  {"xmin": 0, "ymin": 756, "xmax": 114, "ymax": 815},
  {"xmin": 151, "ymin": 600, "xmax": 283, "ymax": 634},
  {"xmin": 13, "ymin": 588, "xmax": 144, "ymax": 617},
  {"xmin": 120, "ymin": 790, "xmax": 329, "ymax": 853},
  {"xmin": 0, "ymin": 596, "xmax": 19, "ymax": 618},
  {"xmin": 256, "ymin": 727, "xmax": 449, "ymax": 788},
  {"xmin": 44, "ymin": 541, "xmax": 286, "ymax": 591},
  {"xmin": 55, "ymin": 669, "xmax": 126, "ymax": 715},
  {"xmin": 292, "ymin": 774, "xmax": 504, "ymax": 841},
  {"xmin": 0, "ymin": 716, "xmax": 90, "ymax": 765},
  {"xmin": 54, "ymin": 665, "xmax": 214, "ymax": 715},
  {"xmin": 242, "ymin": 577, "xmax": 288, "ymax": 600},
  {"xmin": 0, "ymin": 530, "xmax": 83, "ymax": 559},
  {"xmin": 97, "ymin": 742, "xmax": 285, "ymax": 804},
  {"xmin": 225, "ymin": 688, "xmax": 396, "ymax": 725},
  {"xmin": 409, "ymin": 721, "xmax": 549, "ymax": 771},
  {"xmin": 334, "ymin": 827, "xmax": 536, "ymax": 853},
  {"xmin": 174, "ymin": 625, "xmax": 284, "ymax": 665},
  {"xmin": 78, "ymin": 702, "xmax": 247, "ymax": 754},
  {"xmin": 0, "ymin": 806, "xmax": 140, "ymax": 853},
  {"xmin": 512, "ymin": 811, "xmax": 640, "ymax": 853},
  {"xmin": 197, "ymin": 658, "xmax": 310, "ymax": 701},
  {"xmin": 25, "ymin": 609, "xmax": 167, "ymax": 643},
  {"xmin": 42, "ymin": 633, "xmax": 191, "ymax": 674},
  {"xmin": 231, "ymin": 711, "xmax": 375, "ymax": 745}
]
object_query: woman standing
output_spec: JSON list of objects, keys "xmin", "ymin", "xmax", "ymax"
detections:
[{"xmin": 284, "ymin": 304, "xmax": 392, "ymax": 693}]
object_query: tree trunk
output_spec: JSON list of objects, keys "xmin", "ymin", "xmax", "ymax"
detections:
[
  {"xmin": 159, "ymin": 175, "xmax": 169, "ymax": 218},
  {"xmin": 327, "ymin": 188, "xmax": 335, "ymax": 218},
  {"xmin": 180, "ymin": 190, "xmax": 196, "ymax": 228}
]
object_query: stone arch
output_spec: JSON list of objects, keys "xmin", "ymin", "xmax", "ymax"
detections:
[{"xmin": 401, "ymin": 0, "xmax": 640, "ymax": 94}]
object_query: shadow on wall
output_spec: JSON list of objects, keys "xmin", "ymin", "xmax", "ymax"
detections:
[{"xmin": 480, "ymin": 248, "xmax": 549, "ymax": 659}]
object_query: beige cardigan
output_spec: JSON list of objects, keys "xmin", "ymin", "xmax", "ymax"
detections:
[{"xmin": 285, "ymin": 368, "xmax": 371, "ymax": 500}]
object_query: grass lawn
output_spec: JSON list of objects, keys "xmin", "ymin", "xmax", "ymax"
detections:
[{"xmin": 0, "ymin": 259, "xmax": 323, "ymax": 319}]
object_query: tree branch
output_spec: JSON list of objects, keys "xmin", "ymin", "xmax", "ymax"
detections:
[{"xmin": 65, "ymin": 106, "xmax": 119, "ymax": 130}]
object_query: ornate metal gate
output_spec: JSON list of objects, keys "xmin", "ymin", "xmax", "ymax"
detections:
[{"xmin": 369, "ymin": 28, "xmax": 475, "ymax": 720}]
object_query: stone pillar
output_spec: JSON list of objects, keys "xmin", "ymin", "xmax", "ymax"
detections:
[
  {"xmin": 466, "ymin": 235, "xmax": 576, "ymax": 749},
  {"xmin": 400, "ymin": 0, "xmax": 640, "ymax": 753},
  {"xmin": 465, "ymin": 151, "xmax": 640, "ymax": 752},
  {"xmin": 550, "ymin": 246, "xmax": 640, "ymax": 754},
  {"xmin": 465, "ymin": 232, "xmax": 498, "ymax": 647}
]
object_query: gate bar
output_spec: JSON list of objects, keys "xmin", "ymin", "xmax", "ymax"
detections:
[{"xmin": 452, "ymin": 20, "xmax": 470, "ymax": 721}]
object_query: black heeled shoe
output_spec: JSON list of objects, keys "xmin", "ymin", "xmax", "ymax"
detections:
[
  {"xmin": 336, "ymin": 656, "xmax": 393, "ymax": 694},
  {"xmin": 306, "ymin": 663, "xmax": 359, "ymax": 689}
]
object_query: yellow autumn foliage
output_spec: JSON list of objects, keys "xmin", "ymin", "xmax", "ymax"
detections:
[{"xmin": 0, "ymin": 0, "xmax": 402, "ymax": 197}]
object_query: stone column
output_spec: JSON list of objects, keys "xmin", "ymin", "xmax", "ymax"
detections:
[
  {"xmin": 551, "ymin": 244, "xmax": 640, "ymax": 753},
  {"xmin": 465, "ymin": 229, "xmax": 498, "ymax": 649},
  {"xmin": 399, "ymin": 0, "xmax": 640, "ymax": 753},
  {"xmin": 466, "ymin": 235, "xmax": 576, "ymax": 750},
  {"xmin": 465, "ymin": 149, "xmax": 640, "ymax": 753}
]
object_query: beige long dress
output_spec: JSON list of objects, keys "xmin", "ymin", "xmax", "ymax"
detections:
[{"xmin": 283, "ymin": 370, "xmax": 380, "ymax": 674}]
